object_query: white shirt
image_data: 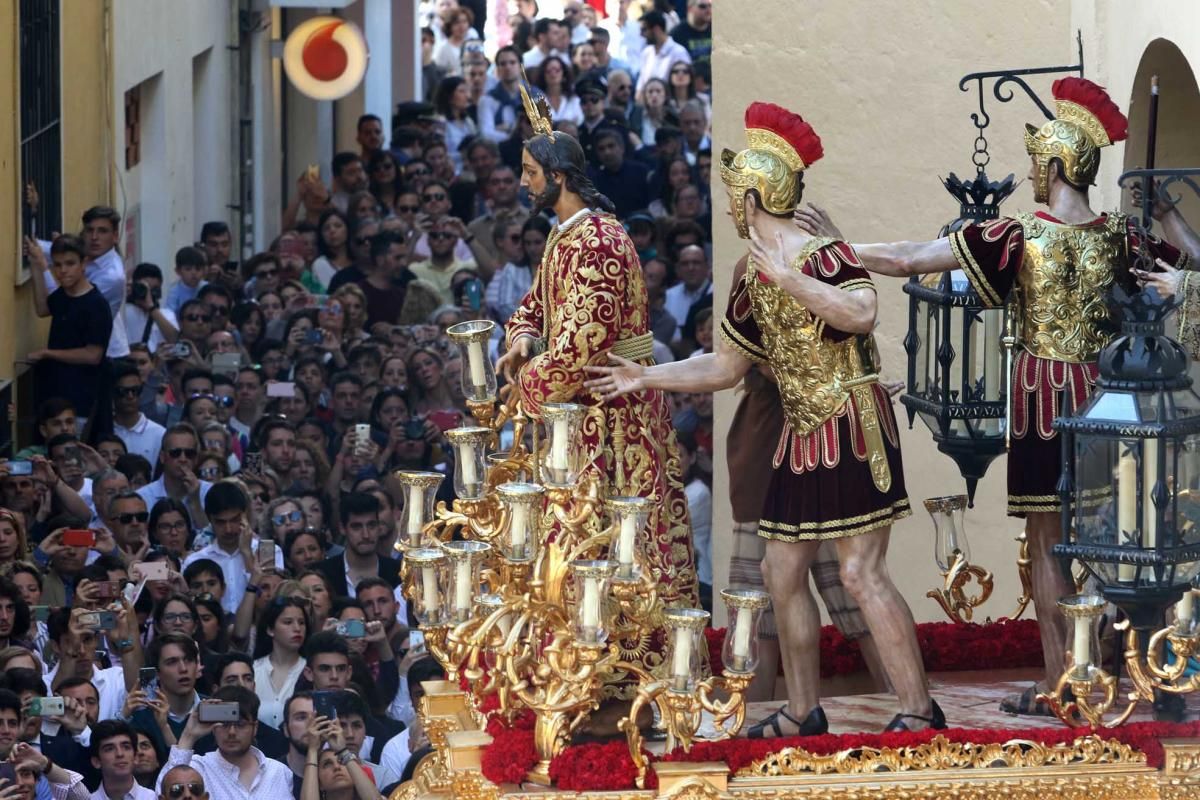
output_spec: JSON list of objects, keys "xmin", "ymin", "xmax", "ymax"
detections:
[
  {"xmin": 137, "ymin": 476, "xmax": 213, "ymax": 518},
  {"xmin": 43, "ymin": 664, "xmax": 128, "ymax": 723},
  {"xmin": 90, "ymin": 781, "xmax": 157, "ymax": 800},
  {"xmin": 159, "ymin": 746, "xmax": 292, "ymax": 800},
  {"xmin": 123, "ymin": 304, "xmax": 178, "ymax": 351},
  {"xmin": 378, "ymin": 727, "xmax": 412, "ymax": 787},
  {"xmin": 636, "ymin": 38, "xmax": 692, "ymax": 95},
  {"xmin": 114, "ymin": 414, "xmax": 165, "ymax": 467},
  {"xmin": 184, "ymin": 538, "xmax": 283, "ymax": 613},
  {"xmin": 664, "ymin": 279, "xmax": 712, "ymax": 338},
  {"xmin": 42, "ymin": 245, "xmax": 130, "ymax": 358},
  {"xmin": 252, "ymin": 655, "xmax": 306, "ymax": 729},
  {"xmin": 686, "ymin": 478, "xmax": 712, "ymax": 586},
  {"xmin": 521, "ymin": 47, "xmax": 565, "ymax": 70}
]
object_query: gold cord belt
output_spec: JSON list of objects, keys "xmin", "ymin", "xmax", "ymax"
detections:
[{"xmin": 610, "ymin": 332, "xmax": 655, "ymax": 362}]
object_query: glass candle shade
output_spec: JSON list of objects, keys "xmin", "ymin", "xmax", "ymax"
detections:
[
  {"xmin": 476, "ymin": 593, "xmax": 513, "ymax": 642},
  {"xmin": 1058, "ymin": 594, "xmax": 1106, "ymax": 680},
  {"xmin": 720, "ymin": 588, "xmax": 770, "ymax": 674},
  {"xmin": 606, "ymin": 497, "xmax": 651, "ymax": 580},
  {"xmin": 445, "ymin": 427, "xmax": 491, "ymax": 500},
  {"xmin": 571, "ymin": 560, "xmax": 617, "ymax": 645},
  {"xmin": 925, "ymin": 494, "xmax": 970, "ymax": 573},
  {"xmin": 496, "ymin": 482, "xmax": 544, "ymax": 561},
  {"xmin": 406, "ymin": 547, "xmax": 447, "ymax": 626},
  {"xmin": 1175, "ymin": 585, "xmax": 1199, "ymax": 636},
  {"xmin": 394, "ymin": 471, "xmax": 444, "ymax": 549},
  {"xmin": 540, "ymin": 403, "xmax": 586, "ymax": 487},
  {"xmin": 446, "ymin": 320, "xmax": 498, "ymax": 403},
  {"xmin": 665, "ymin": 607, "xmax": 710, "ymax": 693},
  {"xmin": 441, "ymin": 540, "xmax": 491, "ymax": 624}
]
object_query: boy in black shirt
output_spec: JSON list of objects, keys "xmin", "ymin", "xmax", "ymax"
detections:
[{"xmin": 25, "ymin": 234, "xmax": 113, "ymax": 426}]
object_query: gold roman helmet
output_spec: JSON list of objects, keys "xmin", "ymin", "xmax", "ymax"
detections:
[
  {"xmin": 720, "ymin": 102, "xmax": 823, "ymax": 239},
  {"xmin": 1024, "ymin": 77, "xmax": 1128, "ymax": 203}
]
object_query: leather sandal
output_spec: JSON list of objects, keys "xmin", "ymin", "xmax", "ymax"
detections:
[
  {"xmin": 883, "ymin": 699, "xmax": 946, "ymax": 732},
  {"xmin": 746, "ymin": 704, "xmax": 828, "ymax": 739},
  {"xmin": 999, "ymin": 683, "xmax": 1073, "ymax": 717}
]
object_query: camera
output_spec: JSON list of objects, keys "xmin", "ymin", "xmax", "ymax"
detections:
[
  {"xmin": 127, "ymin": 282, "xmax": 161, "ymax": 305},
  {"xmin": 404, "ymin": 418, "xmax": 426, "ymax": 440}
]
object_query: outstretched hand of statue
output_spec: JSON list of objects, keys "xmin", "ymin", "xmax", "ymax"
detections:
[
  {"xmin": 793, "ymin": 203, "xmax": 843, "ymax": 239},
  {"xmin": 1133, "ymin": 258, "xmax": 1184, "ymax": 299},
  {"xmin": 583, "ymin": 354, "xmax": 646, "ymax": 402},
  {"xmin": 497, "ymin": 334, "xmax": 535, "ymax": 384},
  {"xmin": 748, "ymin": 227, "xmax": 801, "ymax": 286}
]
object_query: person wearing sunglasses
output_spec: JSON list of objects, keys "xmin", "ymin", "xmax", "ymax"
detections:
[
  {"xmin": 138, "ymin": 424, "xmax": 212, "ymax": 530},
  {"xmin": 111, "ymin": 361, "xmax": 168, "ymax": 468},
  {"xmin": 105, "ymin": 491, "xmax": 151, "ymax": 562},
  {"xmin": 408, "ymin": 217, "xmax": 478, "ymax": 307},
  {"xmin": 157, "ymin": 688, "xmax": 292, "ymax": 800},
  {"xmin": 156, "ymin": 765, "xmax": 207, "ymax": 800}
]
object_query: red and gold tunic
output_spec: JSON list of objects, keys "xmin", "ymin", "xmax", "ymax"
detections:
[
  {"xmin": 950, "ymin": 211, "xmax": 1190, "ymax": 516},
  {"xmin": 506, "ymin": 210, "xmax": 699, "ymax": 695},
  {"xmin": 719, "ymin": 239, "xmax": 911, "ymax": 541}
]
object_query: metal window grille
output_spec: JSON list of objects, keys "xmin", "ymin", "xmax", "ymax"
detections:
[{"xmin": 19, "ymin": 0, "xmax": 61, "ymax": 241}]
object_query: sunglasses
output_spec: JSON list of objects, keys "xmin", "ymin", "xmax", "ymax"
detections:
[
  {"xmin": 113, "ymin": 385, "xmax": 143, "ymax": 397},
  {"xmin": 671, "ymin": 68, "xmax": 691, "ymax": 75},
  {"xmin": 428, "ymin": 232, "xmax": 455, "ymax": 241},
  {"xmin": 396, "ymin": 205, "xmax": 419, "ymax": 214},
  {"xmin": 117, "ymin": 512, "xmax": 150, "ymax": 524},
  {"xmin": 167, "ymin": 448, "xmax": 198, "ymax": 459},
  {"xmin": 166, "ymin": 783, "xmax": 204, "ymax": 799},
  {"xmin": 272, "ymin": 509, "xmax": 305, "ymax": 526},
  {"xmin": 198, "ymin": 466, "xmax": 221, "ymax": 480},
  {"xmin": 207, "ymin": 305, "xmax": 230, "ymax": 316},
  {"xmin": 184, "ymin": 314, "xmax": 212, "ymax": 323},
  {"xmin": 255, "ymin": 268, "xmax": 278, "ymax": 279},
  {"xmin": 254, "ymin": 492, "xmax": 270, "ymax": 503},
  {"xmin": 407, "ymin": 167, "xmax": 430, "ymax": 177},
  {"xmin": 506, "ymin": 233, "xmax": 522, "ymax": 242},
  {"xmin": 581, "ymin": 95, "xmax": 604, "ymax": 104},
  {"xmin": 422, "ymin": 193, "xmax": 447, "ymax": 202}
]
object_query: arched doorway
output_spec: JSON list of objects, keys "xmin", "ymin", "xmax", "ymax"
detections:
[{"xmin": 1122, "ymin": 38, "xmax": 1200, "ymax": 225}]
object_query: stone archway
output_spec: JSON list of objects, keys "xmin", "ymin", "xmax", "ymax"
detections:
[{"xmin": 1122, "ymin": 38, "xmax": 1200, "ymax": 224}]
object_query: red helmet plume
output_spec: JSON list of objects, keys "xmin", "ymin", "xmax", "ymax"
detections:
[
  {"xmin": 1052, "ymin": 77, "xmax": 1128, "ymax": 145},
  {"xmin": 744, "ymin": 102, "xmax": 824, "ymax": 170}
]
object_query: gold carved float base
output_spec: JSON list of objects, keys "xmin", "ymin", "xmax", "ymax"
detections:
[{"xmin": 389, "ymin": 686, "xmax": 1200, "ymax": 800}]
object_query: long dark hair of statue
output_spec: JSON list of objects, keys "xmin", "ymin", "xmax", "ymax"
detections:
[{"xmin": 524, "ymin": 133, "xmax": 617, "ymax": 215}]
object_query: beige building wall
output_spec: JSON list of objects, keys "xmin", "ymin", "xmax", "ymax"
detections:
[{"xmin": 709, "ymin": 1, "xmax": 1076, "ymax": 625}]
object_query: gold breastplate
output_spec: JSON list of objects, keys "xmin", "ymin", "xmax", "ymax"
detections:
[
  {"xmin": 1015, "ymin": 211, "xmax": 1128, "ymax": 363},
  {"xmin": 747, "ymin": 238, "xmax": 880, "ymax": 436}
]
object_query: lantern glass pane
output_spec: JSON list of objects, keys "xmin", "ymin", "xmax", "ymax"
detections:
[{"xmin": 1083, "ymin": 390, "xmax": 1139, "ymax": 423}]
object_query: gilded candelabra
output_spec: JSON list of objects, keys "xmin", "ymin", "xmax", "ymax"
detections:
[
  {"xmin": 924, "ymin": 495, "xmax": 1034, "ymax": 623},
  {"xmin": 398, "ymin": 320, "xmax": 766, "ymax": 787},
  {"xmin": 1037, "ymin": 588, "xmax": 1200, "ymax": 728}
]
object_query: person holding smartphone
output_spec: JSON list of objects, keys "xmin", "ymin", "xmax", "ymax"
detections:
[{"xmin": 155, "ymin": 688, "xmax": 291, "ymax": 800}]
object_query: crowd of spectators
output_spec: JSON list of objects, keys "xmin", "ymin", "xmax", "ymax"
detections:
[{"xmin": 2, "ymin": 1, "xmax": 715, "ymax": 798}]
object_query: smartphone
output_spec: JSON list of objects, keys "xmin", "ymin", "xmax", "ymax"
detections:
[
  {"xmin": 6, "ymin": 461, "xmax": 32, "ymax": 476},
  {"xmin": 139, "ymin": 667, "xmax": 158, "ymax": 690},
  {"xmin": 336, "ymin": 619, "xmax": 366, "ymax": 638},
  {"xmin": 62, "ymin": 529, "xmax": 96, "ymax": 548},
  {"xmin": 211, "ymin": 352, "xmax": 242, "ymax": 375},
  {"xmin": 29, "ymin": 697, "xmax": 64, "ymax": 717},
  {"xmin": 266, "ymin": 381, "xmax": 295, "ymax": 398},
  {"xmin": 312, "ymin": 690, "xmax": 340, "ymax": 720},
  {"xmin": 404, "ymin": 418, "xmax": 426, "ymax": 440},
  {"xmin": 93, "ymin": 580, "xmax": 121, "ymax": 601},
  {"xmin": 354, "ymin": 423, "xmax": 372, "ymax": 453},
  {"xmin": 305, "ymin": 164, "xmax": 320, "ymax": 182},
  {"xmin": 31, "ymin": 605, "xmax": 50, "ymax": 623},
  {"xmin": 304, "ymin": 329, "xmax": 324, "ymax": 346},
  {"xmin": 426, "ymin": 410, "xmax": 461, "ymax": 432},
  {"xmin": 138, "ymin": 561, "xmax": 170, "ymax": 582},
  {"xmin": 465, "ymin": 278, "xmax": 483, "ymax": 312},
  {"xmin": 0, "ymin": 762, "xmax": 17, "ymax": 785},
  {"xmin": 257, "ymin": 540, "xmax": 276, "ymax": 569},
  {"xmin": 197, "ymin": 701, "xmax": 242, "ymax": 723},
  {"xmin": 79, "ymin": 611, "xmax": 117, "ymax": 631}
]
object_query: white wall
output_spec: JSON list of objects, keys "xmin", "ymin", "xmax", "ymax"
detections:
[{"xmin": 110, "ymin": 0, "xmax": 236, "ymax": 272}]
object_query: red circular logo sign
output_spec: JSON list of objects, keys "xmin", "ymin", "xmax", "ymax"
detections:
[{"xmin": 284, "ymin": 17, "xmax": 368, "ymax": 100}]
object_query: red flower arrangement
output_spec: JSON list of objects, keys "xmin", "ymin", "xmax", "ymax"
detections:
[{"xmin": 704, "ymin": 618, "xmax": 1044, "ymax": 677}]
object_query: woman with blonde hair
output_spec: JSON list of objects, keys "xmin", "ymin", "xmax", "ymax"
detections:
[
  {"xmin": 331, "ymin": 283, "xmax": 370, "ymax": 345},
  {"xmin": 289, "ymin": 440, "xmax": 331, "ymax": 492},
  {"xmin": 0, "ymin": 510, "xmax": 30, "ymax": 563}
]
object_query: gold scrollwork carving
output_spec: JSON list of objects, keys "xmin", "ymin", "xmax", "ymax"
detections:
[{"xmin": 738, "ymin": 734, "xmax": 1146, "ymax": 777}]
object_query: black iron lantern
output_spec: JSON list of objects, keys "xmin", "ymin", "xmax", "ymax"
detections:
[
  {"xmin": 900, "ymin": 172, "xmax": 1015, "ymax": 505},
  {"xmin": 1055, "ymin": 283, "xmax": 1200, "ymax": 625}
]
